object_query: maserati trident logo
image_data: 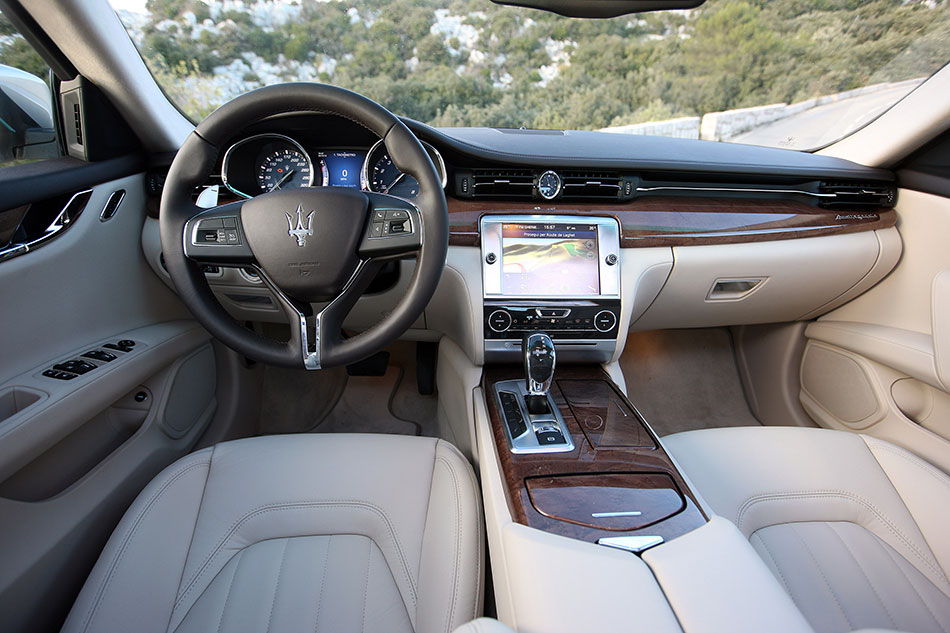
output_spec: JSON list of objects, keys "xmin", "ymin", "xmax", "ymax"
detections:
[{"xmin": 285, "ymin": 205, "xmax": 314, "ymax": 247}]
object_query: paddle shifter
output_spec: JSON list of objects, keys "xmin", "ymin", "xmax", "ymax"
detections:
[{"xmin": 524, "ymin": 332, "xmax": 555, "ymax": 415}]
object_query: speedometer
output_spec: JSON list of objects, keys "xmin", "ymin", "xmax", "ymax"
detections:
[
  {"xmin": 362, "ymin": 139, "xmax": 446, "ymax": 200},
  {"xmin": 257, "ymin": 148, "xmax": 313, "ymax": 193}
]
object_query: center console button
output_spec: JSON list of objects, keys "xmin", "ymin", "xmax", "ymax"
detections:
[
  {"xmin": 536, "ymin": 428, "xmax": 566, "ymax": 445},
  {"xmin": 488, "ymin": 309, "xmax": 513, "ymax": 332},
  {"xmin": 594, "ymin": 310, "xmax": 617, "ymax": 332}
]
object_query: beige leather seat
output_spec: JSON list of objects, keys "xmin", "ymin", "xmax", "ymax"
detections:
[
  {"xmin": 60, "ymin": 434, "xmax": 483, "ymax": 633},
  {"xmin": 664, "ymin": 427, "xmax": 950, "ymax": 633}
]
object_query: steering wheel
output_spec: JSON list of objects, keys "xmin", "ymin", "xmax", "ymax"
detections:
[{"xmin": 159, "ymin": 84, "xmax": 448, "ymax": 369}]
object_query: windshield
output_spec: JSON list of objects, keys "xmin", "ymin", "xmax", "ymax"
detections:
[{"xmin": 108, "ymin": 0, "xmax": 949, "ymax": 151}]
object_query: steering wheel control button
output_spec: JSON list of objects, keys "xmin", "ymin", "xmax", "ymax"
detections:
[
  {"xmin": 605, "ymin": 253, "xmax": 618, "ymax": 266},
  {"xmin": 372, "ymin": 209, "xmax": 387, "ymax": 222},
  {"xmin": 594, "ymin": 310, "xmax": 618, "ymax": 332},
  {"xmin": 387, "ymin": 221, "xmax": 406, "ymax": 234},
  {"xmin": 385, "ymin": 209, "xmax": 410, "ymax": 221},
  {"xmin": 369, "ymin": 222, "xmax": 384, "ymax": 238},
  {"xmin": 82, "ymin": 350, "xmax": 117, "ymax": 362},
  {"xmin": 199, "ymin": 218, "xmax": 223, "ymax": 229},
  {"xmin": 489, "ymin": 309, "xmax": 513, "ymax": 332}
]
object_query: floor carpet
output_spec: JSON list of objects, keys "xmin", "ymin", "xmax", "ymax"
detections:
[{"xmin": 620, "ymin": 328, "xmax": 762, "ymax": 437}]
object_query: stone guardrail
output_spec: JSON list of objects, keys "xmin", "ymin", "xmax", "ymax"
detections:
[{"xmin": 599, "ymin": 77, "xmax": 925, "ymax": 141}]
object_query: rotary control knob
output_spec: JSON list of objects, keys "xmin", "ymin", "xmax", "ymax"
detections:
[
  {"xmin": 593, "ymin": 310, "xmax": 617, "ymax": 333},
  {"xmin": 488, "ymin": 309, "xmax": 513, "ymax": 333}
]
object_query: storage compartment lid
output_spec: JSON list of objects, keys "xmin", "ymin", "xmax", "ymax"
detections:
[{"xmin": 526, "ymin": 472, "xmax": 685, "ymax": 531}]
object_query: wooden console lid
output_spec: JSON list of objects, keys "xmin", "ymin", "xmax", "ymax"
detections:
[{"xmin": 484, "ymin": 365, "xmax": 707, "ymax": 544}]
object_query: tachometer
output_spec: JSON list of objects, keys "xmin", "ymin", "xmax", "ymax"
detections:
[
  {"xmin": 257, "ymin": 148, "xmax": 313, "ymax": 193},
  {"xmin": 362, "ymin": 139, "xmax": 446, "ymax": 200}
]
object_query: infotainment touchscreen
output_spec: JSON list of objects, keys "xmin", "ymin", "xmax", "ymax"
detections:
[{"xmin": 501, "ymin": 223, "xmax": 600, "ymax": 296}]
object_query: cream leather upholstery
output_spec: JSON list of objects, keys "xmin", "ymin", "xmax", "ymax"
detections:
[
  {"xmin": 451, "ymin": 619, "xmax": 517, "ymax": 633},
  {"xmin": 60, "ymin": 434, "xmax": 483, "ymax": 633},
  {"xmin": 664, "ymin": 427, "xmax": 950, "ymax": 633}
]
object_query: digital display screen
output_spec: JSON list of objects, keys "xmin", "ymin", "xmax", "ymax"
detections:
[
  {"xmin": 319, "ymin": 151, "xmax": 365, "ymax": 188},
  {"xmin": 501, "ymin": 223, "xmax": 600, "ymax": 296}
]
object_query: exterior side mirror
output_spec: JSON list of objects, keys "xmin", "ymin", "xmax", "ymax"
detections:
[{"xmin": 0, "ymin": 64, "xmax": 57, "ymax": 163}]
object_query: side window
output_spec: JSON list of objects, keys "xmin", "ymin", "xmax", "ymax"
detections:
[{"xmin": 0, "ymin": 9, "xmax": 60, "ymax": 168}]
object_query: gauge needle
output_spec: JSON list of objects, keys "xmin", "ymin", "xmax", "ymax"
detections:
[
  {"xmin": 269, "ymin": 169, "xmax": 296, "ymax": 192},
  {"xmin": 386, "ymin": 172, "xmax": 405, "ymax": 192}
]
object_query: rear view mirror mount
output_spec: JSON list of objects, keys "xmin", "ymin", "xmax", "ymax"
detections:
[{"xmin": 489, "ymin": 0, "xmax": 705, "ymax": 18}]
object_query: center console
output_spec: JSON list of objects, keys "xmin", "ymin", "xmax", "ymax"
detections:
[{"xmin": 481, "ymin": 215, "xmax": 622, "ymax": 362}]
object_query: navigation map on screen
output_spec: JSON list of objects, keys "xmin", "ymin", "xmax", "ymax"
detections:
[{"xmin": 501, "ymin": 223, "xmax": 600, "ymax": 296}]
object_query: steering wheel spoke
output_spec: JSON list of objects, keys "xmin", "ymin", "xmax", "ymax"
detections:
[
  {"xmin": 358, "ymin": 194, "xmax": 423, "ymax": 259},
  {"xmin": 183, "ymin": 201, "xmax": 255, "ymax": 265}
]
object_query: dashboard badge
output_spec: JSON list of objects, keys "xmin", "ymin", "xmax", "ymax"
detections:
[{"xmin": 285, "ymin": 205, "xmax": 314, "ymax": 247}]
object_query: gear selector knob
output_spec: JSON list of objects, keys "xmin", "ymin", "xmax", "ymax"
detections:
[{"xmin": 524, "ymin": 331, "xmax": 556, "ymax": 397}]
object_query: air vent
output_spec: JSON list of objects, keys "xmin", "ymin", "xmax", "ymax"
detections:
[
  {"xmin": 561, "ymin": 171, "xmax": 622, "ymax": 199},
  {"xmin": 471, "ymin": 168, "xmax": 535, "ymax": 198},
  {"xmin": 818, "ymin": 182, "xmax": 896, "ymax": 210}
]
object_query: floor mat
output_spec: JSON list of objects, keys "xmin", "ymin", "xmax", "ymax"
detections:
[
  {"xmin": 257, "ymin": 342, "xmax": 439, "ymax": 437},
  {"xmin": 619, "ymin": 328, "xmax": 761, "ymax": 437}
]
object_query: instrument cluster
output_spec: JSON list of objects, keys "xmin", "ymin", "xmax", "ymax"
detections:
[{"xmin": 221, "ymin": 133, "xmax": 447, "ymax": 202}]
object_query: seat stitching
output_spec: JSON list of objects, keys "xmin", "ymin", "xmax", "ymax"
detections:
[
  {"xmin": 175, "ymin": 500, "xmax": 417, "ymax": 615},
  {"xmin": 866, "ymin": 440, "xmax": 950, "ymax": 591},
  {"xmin": 214, "ymin": 549, "xmax": 244, "ymax": 633},
  {"xmin": 436, "ymin": 455, "xmax": 463, "ymax": 633},
  {"xmin": 165, "ymin": 446, "xmax": 216, "ymax": 633},
  {"xmin": 788, "ymin": 523, "xmax": 854, "ymax": 630},
  {"xmin": 361, "ymin": 537, "xmax": 371, "ymax": 633},
  {"xmin": 826, "ymin": 522, "xmax": 898, "ymax": 629},
  {"xmin": 878, "ymin": 535, "xmax": 949, "ymax": 633},
  {"xmin": 312, "ymin": 536, "xmax": 331, "ymax": 633},
  {"xmin": 78, "ymin": 459, "xmax": 210, "ymax": 633},
  {"xmin": 735, "ymin": 490, "xmax": 946, "ymax": 583},
  {"xmin": 750, "ymin": 531, "xmax": 794, "ymax": 598},
  {"xmin": 868, "ymin": 442, "xmax": 950, "ymax": 496},
  {"xmin": 465, "ymin": 457, "xmax": 482, "ymax": 622},
  {"xmin": 264, "ymin": 539, "xmax": 289, "ymax": 633}
]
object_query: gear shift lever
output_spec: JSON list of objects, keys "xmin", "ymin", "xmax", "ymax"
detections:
[{"xmin": 524, "ymin": 332, "xmax": 555, "ymax": 415}]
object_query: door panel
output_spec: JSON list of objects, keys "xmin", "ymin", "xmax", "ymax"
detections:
[
  {"xmin": 801, "ymin": 188, "xmax": 950, "ymax": 472},
  {"xmin": 0, "ymin": 170, "xmax": 218, "ymax": 632}
]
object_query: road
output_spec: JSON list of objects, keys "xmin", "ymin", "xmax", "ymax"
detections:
[{"xmin": 732, "ymin": 83, "xmax": 918, "ymax": 150}]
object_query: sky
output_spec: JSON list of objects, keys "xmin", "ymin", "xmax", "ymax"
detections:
[{"xmin": 108, "ymin": 0, "xmax": 148, "ymax": 13}]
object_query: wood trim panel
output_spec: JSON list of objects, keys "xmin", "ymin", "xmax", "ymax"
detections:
[
  {"xmin": 483, "ymin": 365, "xmax": 707, "ymax": 544},
  {"xmin": 448, "ymin": 197, "xmax": 896, "ymax": 247}
]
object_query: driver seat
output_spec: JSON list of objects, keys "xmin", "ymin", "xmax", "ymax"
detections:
[{"xmin": 60, "ymin": 434, "xmax": 483, "ymax": 633}]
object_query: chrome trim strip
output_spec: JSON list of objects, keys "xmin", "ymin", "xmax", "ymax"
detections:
[
  {"xmin": 597, "ymin": 535, "xmax": 664, "ymax": 554},
  {"xmin": 591, "ymin": 511, "xmax": 643, "ymax": 518},
  {"xmin": 252, "ymin": 264, "xmax": 320, "ymax": 370},
  {"xmin": 0, "ymin": 189, "xmax": 93, "ymax": 263},
  {"xmin": 99, "ymin": 189, "xmax": 126, "ymax": 222},
  {"xmin": 221, "ymin": 133, "xmax": 316, "ymax": 199},
  {"xmin": 493, "ymin": 379, "xmax": 575, "ymax": 454},
  {"xmin": 360, "ymin": 138, "xmax": 448, "ymax": 196},
  {"xmin": 636, "ymin": 185, "xmax": 836, "ymax": 197},
  {"xmin": 480, "ymin": 214, "xmax": 622, "ymax": 299}
]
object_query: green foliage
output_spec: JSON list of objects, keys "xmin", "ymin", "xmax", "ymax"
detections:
[
  {"xmin": 0, "ymin": 12, "xmax": 49, "ymax": 79},
  {"xmin": 123, "ymin": 0, "xmax": 950, "ymax": 129}
]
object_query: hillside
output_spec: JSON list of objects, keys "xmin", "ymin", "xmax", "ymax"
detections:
[{"xmin": 4, "ymin": 0, "xmax": 949, "ymax": 130}]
